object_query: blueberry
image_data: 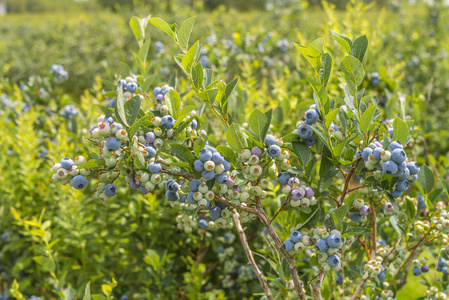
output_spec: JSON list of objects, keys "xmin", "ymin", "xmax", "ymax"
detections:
[
  {"xmin": 267, "ymin": 145, "xmax": 281, "ymax": 157},
  {"xmin": 189, "ymin": 180, "xmax": 201, "ymax": 192},
  {"xmin": 216, "ymin": 201, "xmax": 227, "ymax": 209},
  {"xmin": 153, "ymin": 87, "xmax": 162, "ymax": 97},
  {"xmin": 191, "ymin": 119, "xmax": 198, "ymax": 129},
  {"xmin": 165, "ymin": 191, "xmax": 179, "ymax": 201},
  {"xmin": 290, "ymin": 231, "xmax": 302, "ymax": 243},
  {"xmin": 166, "ymin": 180, "xmax": 179, "ymax": 192},
  {"xmin": 139, "ymin": 185, "xmax": 150, "ymax": 194},
  {"xmin": 105, "ymin": 137, "xmax": 121, "ymax": 151},
  {"xmin": 390, "ymin": 189, "xmax": 403, "ymax": 198},
  {"xmin": 251, "ymin": 147, "xmax": 263, "ymax": 156},
  {"xmin": 198, "ymin": 218, "xmax": 209, "ymax": 229},
  {"xmin": 396, "ymin": 180, "xmax": 409, "ymax": 192},
  {"xmin": 412, "ymin": 266, "xmax": 422, "ymax": 276},
  {"xmin": 212, "ymin": 152, "xmax": 225, "ymax": 164},
  {"xmin": 336, "ymin": 272, "xmax": 343, "ymax": 284},
  {"xmin": 199, "ymin": 149, "xmax": 213, "ymax": 162},
  {"xmin": 161, "ymin": 115, "xmax": 176, "ymax": 129},
  {"xmin": 108, "ymin": 98, "xmax": 116, "ymax": 108},
  {"xmin": 148, "ymin": 161, "xmax": 162, "ymax": 174},
  {"xmin": 297, "ymin": 124, "xmax": 313, "ymax": 139},
  {"xmin": 328, "ymin": 255, "xmax": 340, "ymax": 267},
  {"xmin": 291, "ymin": 189, "xmax": 305, "ymax": 200},
  {"xmin": 407, "ymin": 162, "xmax": 420, "ymax": 175},
  {"xmin": 378, "ymin": 272, "xmax": 386, "ymax": 280},
  {"xmin": 361, "ymin": 148, "xmax": 373, "ymax": 161},
  {"xmin": 145, "ymin": 146, "xmax": 156, "ymax": 158},
  {"xmin": 224, "ymin": 233, "xmax": 232, "ymax": 241},
  {"xmin": 202, "ymin": 170, "xmax": 215, "ymax": 180},
  {"xmin": 278, "ymin": 173, "xmax": 291, "ymax": 185},
  {"xmin": 349, "ymin": 212, "xmax": 363, "ymax": 222},
  {"xmin": 126, "ymin": 82, "xmax": 138, "ymax": 93},
  {"xmin": 397, "ymin": 161, "xmax": 406, "ymax": 172},
  {"xmin": 327, "ymin": 234, "xmax": 342, "ymax": 248},
  {"xmin": 408, "ymin": 175, "xmax": 418, "ymax": 183},
  {"xmin": 60, "ymin": 157, "xmax": 74, "ymax": 170},
  {"xmin": 186, "ymin": 192, "xmax": 196, "ymax": 204},
  {"xmin": 129, "ymin": 180, "xmax": 139, "ymax": 190},
  {"xmin": 265, "ymin": 134, "xmax": 276, "ymax": 147},
  {"xmin": 316, "ymin": 239, "xmax": 329, "ymax": 251},
  {"xmin": 389, "ymin": 141, "xmax": 403, "ymax": 151},
  {"xmin": 284, "ymin": 238, "xmax": 295, "ymax": 251},
  {"xmin": 121, "ymin": 296, "xmax": 129, "ymax": 300},
  {"xmin": 383, "ymin": 161, "xmax": 398, "ymax": 175},
  {"xmin": 438, "ymin": 258, "xmax": 447, "ymax": 267},
  {"xmin": 399, "ymin": 167, "xmax": 410, "ymax": 180},
  {"xmin": 209, "ymin": 206, "xmax": 222, "ymax": 220},
  {"xmin": 104, "ymin": 183, "xmax": 118, "ymax": 196},
  {"xmin": 156, "ymin": 94, "xmax": 164, "ymax": 102},
  {"xmin": 118, "ymin": 79, "xmax": 127, "ymax": 88},
  {"xmin": 303, "ymin": 136, "xmax": 316, "ymax": 147},
  {"xmin": 71, "ymin": 175, "xmax": 87, "ymax": 189},
  {"xmin": 193, "ymin": 160, "xmax": 204, "ymax": 172},
  {"xmin": 145, "ymin": 132, "xmax": 156, "ymax": 144},
  {"xmin": 372, "ymin": 147, "xmax": 384, "ymax": 161},
  {"xmin": 391, "ymin": 149, "xmax": 406, "ymax": 164},
  {"xmin": 304, "ymin": 109, "xmax": 319, "ymax": 125},
  {"xmin": 421, "ymin": 265, "xmax": 430, "ymax": 273},
  {"xmin": 215, "ymin": 173, "xmax": 228, "ymax": 184},
  {"xmin": 304, "ymin": 187, "xmax": 314, "ymax": 198},
  {"xmin": 360, "ymin": 205, "xmax": 370, "ymax": 216},
  {"xmin": 222, "ymin": 160, "xmax": 231, "ymax": 172}
]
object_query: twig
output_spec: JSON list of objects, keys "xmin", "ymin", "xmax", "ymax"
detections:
[{"xmin": 232, "ymin": 212, "xmax": 274, "ymax": 300}]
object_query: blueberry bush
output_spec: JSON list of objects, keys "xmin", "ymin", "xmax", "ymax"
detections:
[{"xmin": 2, "ymin": 1, "xmax": 449, "ymax": 299}]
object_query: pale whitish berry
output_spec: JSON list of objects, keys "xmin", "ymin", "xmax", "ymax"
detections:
[{"xmin": 240, "ymin": 149, "xmax": 251, "ymax": 160}]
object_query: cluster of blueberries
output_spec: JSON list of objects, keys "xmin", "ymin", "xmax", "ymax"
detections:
[
  {"xmin": 360, "ymin": 140, "xmax": 420, "ymax": 198},
  {"xmin": 412, "ymin": 258, "xmax": 430, "ymax": 276},
  {"xmin": 295, "ymin": 106, "xmax": 320, "ymax": 147},
  {"xmin": 348, "ymin": 198, "xmax": 371, "ymax": 222},
  {"xmin": 277, "ymin": 172, "xmax": 317, "ymax": 209},
  {"xmin": 60, "ymin": 104, "xmax": 78, "ymax": 119},
  {"xmin": 50, "ymin": 64, "xmax": 68, "ymax": 82}
]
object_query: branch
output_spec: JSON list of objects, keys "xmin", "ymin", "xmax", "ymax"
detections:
[
  {"xmin": 232, "ymin": 212, "xmax": 274, "ymax": 300},
  {"xmin": 254, "ymin": 198, "xmax": 307, "ymax": 300},
  {"xmin": 310, "ymin": 270, "xmax": 326, "ymax": 300}
]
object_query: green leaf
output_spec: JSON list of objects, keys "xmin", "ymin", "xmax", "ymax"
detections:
[
  {"xmin": 319, "ymin": 53, "xmax": 332, "ymax": 86},
  {"xmin": 174, "ymin": 105, "xmax": 196, "ymax": 128},
  {"xmin": 132, "ymin": 138, "xmax": 147, "ymax": 170},
  {"xmin": 79, "ymin": 159, "xmax": 105, "ymax": 169},
  {"xmin": 216, "ymin": 145, "xmax": 237, "ymax": 167},
  {"xmin": 115, "ymin": 87, "xmax": 128, "ymax": 127},
  {"xmin": 182, "ymin": 41, "xmax": 200, "ymax": 74},
  {"xmin": 340, "ymin": 56, "xmax": 364, "ymax": 87},
  {"xmin": 193, "ymin": 134, "xmax": 207, "ymax": 157},
  {"xmin": 392, "ymin": 118, "xmax": 409, "ymax": 144},
  {"xmin": 294, "ymin": 39, "xmax": 324, "ymax": 74},
  {"xmin": 220, "ymin": 78, "xmax": 238, "ymax": 115},
  {"xmin": 165, "ymin": 90, "xmax": 181, "ymax": 119},
  {"xmin": 33, "ymin": 256, "xmax": 55, "ymax": 273},
  {"xmin": 292, "ymin": 141, "xmax": 311, "ymax": 167},
  {"xmin": 83, "ymin": 282, "xmax": 91, "ymax": 300},
  {"xmin": 128, "ymin": 113, "xmax": 151, "ymax": 141},
  {"xmin": 170, "ymin": 144, "xmax": 195, "ymax": 164},
  {"xmin": 417, "ymin": 165, "xmax": 434, "ymax": 195},
  {"xmin": 226, "ymin": 123, "xmax": 248, "ymax": 151},
  {"xmin": 169, "ymin": 70, "xmax": 177, "ymax": 89},
  {"xmin": 129, "ymin": 16, "xmax": 145, "ymax": 41},
  {"xmin": 360, "ymin": 105, "xmax": 377, "ymax": 135},
  {"xmin": 405, "ymin": 197, "xmax": 416, "ymax": 220},
  {"xmin": 144, "ymin": 249, "xmax": 161, "ymax": 270},
  {"xmin": 119, "ymin": 62, "xmax": 132, "ymax": 78},
  {"xmin": 351, "ymin": 35, "xmax": 368, "ymax": 63},
  {"xmin": 330, "ymin": 30, "xmax": 352, "ymax": 54},
  {"xmin": 149, "ymin": 17, "xmax": 175, "ymax": 39},
  {"xmin": 138, "ymin": 39, "xmax": 151, "ymax": 64},
  {"xmin": 178, "ymin": 16, "xmax": 196, "ymax": 52},
  {"xmin": 248, "ymin": 109, "xmax": 268, "ymax": 143},
  {"xmin": 124, "ymin": 96, "xmax": 141, "ymax": 126},
  {"xmin": 341, "ymin": 227, "xmax": 371, "ymax": 237},
  {"xmin": 191, "ymin": 62, "xmax": 204, "ymax": 91},
  {"xmin": 324, "ymin": 108, "xmax": 339, "ymax": 128},
  {"xmin": 196, "ymin": 89, "xmax": 218, "ymax": 105}
]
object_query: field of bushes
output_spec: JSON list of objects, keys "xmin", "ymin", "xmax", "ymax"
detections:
[{"xmin": 1, "ymin": 0, "xmax": 449, "ymax": 299}]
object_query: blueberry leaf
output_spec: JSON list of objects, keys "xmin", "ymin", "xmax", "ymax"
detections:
[
  {"xmin": 417, "ymin": 165, "xmax": 434, "ymax": 195},
  {"xmin": 392, "ymin": 118, "xmax": 409, "ymax": 145},
  {"xmin": 83, "ymin": 282, "xmax": 91, "ymax": 300},
  {"xmin": 124, "ymin": 95, "xmax": 141, "ymax": 126},
  {"xmin": 115, "ymin": 87, "xmax": 128, "ymax": 127},
  {"xmin": 165, "ymin": 89, "xmax": 181, "ymax": 119},
  {"xmin": 178, "ymin": 16, "xmax": 196, "ymax": 52},
  {"xmin": 170, "ymin": 144, "xmax": 195, "ymax": 165},
  {"xmin": 292, "ymin": 141, "xmax": 311, "ymax": 167},
  {"xmin": 249, "ymin": 109, "xmax": 268, "ymax": 144},
  {"xmin": 226, "ymin": 123, "xmax": 248, "ymax": 151},
  {"xmin": 351, "ymin": 35, "xmax": 368, "ymax": 63}
]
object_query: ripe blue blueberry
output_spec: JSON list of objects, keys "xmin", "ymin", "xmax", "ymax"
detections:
[
  {"xmin": 222, "ymin": 160, "xmax": 231, "ymax": 172},
  {"xmin": 118, "ymin": 79, "xmax": 127, "ymax": 88},
  {"xmin": 265, "ymin": 134, "xmax": 275, "ymax": 147},
  {"xmin": 209, "ymin": 206, "xmax": 222, "ymax": 220},
  {"xmin": 316, "ymin": 239, "xmax": 329, "ymax": 251},
  {"xmin": 397, "ymin": 161, "xmax": 406, "ymax": 172},
  {"xmin": 372, "ymin": 147, "xmax": 384, "ymax": 161},
  {"xmin": 407, "ymin": 162, "xmax": 420, "ymax": 175},
  {"xmin": 161, "ymin": 115, "xmax": 176, "ymax": 129},
  {"xmin": 278, "ymin": 172, "xmax": 291, "ymax": 186},
  {"xmin": 361, "ymin": 148, "xmax": 373, "ymax": 161},
  {"xmin": 193, "ymin": 160, "xmax": 204, "ymax": 172},
  {"xmin": 267, "ymin": 145, "xmax": 281, "ymax": 157},
  {"xmin": 283, "ymin": 238, "xmax": 295, "ymax": 251},
  {"xmin": 148, "ymin": 161, "xmax": 162, "ymax": 174},
  {"xmin": 290, "ymin": 231, "xmax": 302, "ymax": 243},
  {"xmin": 191, "ymin": 119, "xmax": 198, "ymax": 129},
  {"xmin": 390, "ymin": 189, "xmax": 403, "ymax": 198},
  {"xmin": 396, "ymin": 180, "xmax": 409, "ymax": 192},
  {"xmin": 303, "ymin": 136, "xmax": 316, "ymax": 147},
  {"xmin": 199, "ymin": 149, "xmax": 213, "ymax": 162},
  {"xmin": 408, "ymin": 175, "xmax": 418, "ymax": 183},
  {"xmin": 202, "ymin": 170, "xmax": 215, "ymax": 180},
  {"xmin": 129, "ymin": 180, "xmax": 139, "ymax": 190},
  {"xmin": 297, "ymin": 124, "xmax": 313, "ymax": 139},
  {"xmin": 399, "ymin": 167, "xmax": 410, "ymax": 180},
  {"xmin": 421, "ymin": 265, "xmax": 429, "ymax": 273},
  {"xmin": 189, "ymin": 180, "xmax": 201, "ymax": 192},
  {"xmin": 104, "ymin": 183, "xmax": 118, "ymax": 197},
  {"xmin": 105, "ymin": 137, "xmax": 121, "ymax": 151},
  {"xmin": 378, "ymin": 272, "xmax": 386, "ymax": 280},
  {"xmin": 165, "ymin": 191, "xmax": 179, "ymax": 201},
  {"xmin": 145, "ymin": 132, "xmax": 156, "ymax": 144},
  {"xmin": 198, "ymin": 219, "xmax": 208, "ymax": 229},
  {"xmin": 186, "ymin": 192, "xmax": 196, "ymax": 204},
  {"xmin": 166, "ymin": 179, "xmax": 179, "ymax": 192},
  {"xmin": 216, "ymin": 202, "xmax": 228, "ymax": 209},
  {"xmin": 216, "ymin": 173, "xmax": 228, "ymax": 184},
  {"xmin": 304, "ymin": 109, "xmax": 319, "ymax": 125},
  {"xmin": 126, "ymin": 82, "xmax": 138, "ymax": 93},
  {"xmin": 212, "ymin": 152, "xmax": 225, "ymax": 164},
  {"xmin": 412, "ymin": 266, "xmax": 422, "ymax": 276},
  {"xmin": 108, "ymin": 98, "xmax": 116, "ymax": 108},
  {"xmin": 349, "ymin": 212, "xmax": 363, "ymax": 222},
  {"xmin": 145, "ymin": 146, "xmax": 156, "ymax": 158},
  {"xmin": 336, "ymin": 272, "xmax": 343, "ymax": 284},
  {"xmin": 60, "ymin": 157, "xmax": 74, "ymax": 170},
  {"xmin": 391, "ymin": 149, "xmax": 406, "ymax": 164},
  {"xmin": 327, "ymin": 234, "xmax": 342, "ymax": 248},
  {"xmin": 328, "ymin": 255, "xmax": 340, "ymax": 267},
  {"xmin": 389, "ymin": 141, "xmax": 403, "ymax": 151},
  {"xmin": 153, "ymin": 87, "xmax": 162, "ymax": 97},
  {"xmin": 71, "ymin": 175, "xmax": 87, "ymax": 189},
  {"xmin": 139, "ymin": 185, "xmax": 149, "ymax": 194},
  {"xmin": 382, "ymin": 161, "xmax": 398, "ymax": 175}
]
